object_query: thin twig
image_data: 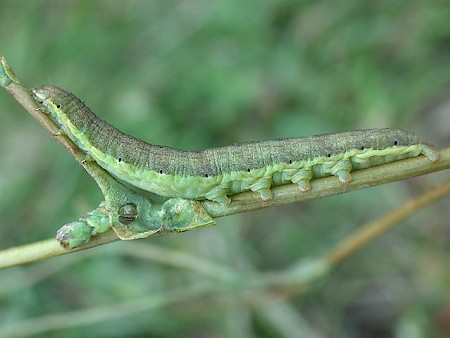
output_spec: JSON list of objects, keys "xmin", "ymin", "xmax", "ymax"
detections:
[
  {"xmin": 325, "ymin": 177, "xmax": 450, "ymax": 266},
  {"xmin": 0, "ymin": 231, "xmax": 119, "ymax": 269},
  {"xmin": 1, "ymin": 53, "xmax": 449, "ymax": 269}
]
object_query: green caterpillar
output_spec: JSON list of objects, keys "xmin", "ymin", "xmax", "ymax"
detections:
[{"xmin": 31, "ymin": 85, "xmax": 440, "ymax": 204}]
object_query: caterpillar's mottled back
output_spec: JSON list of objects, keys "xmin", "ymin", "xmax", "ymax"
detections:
[{"xmin": 32, "ymin": 85, "xmax": 440, "ymax": 204}]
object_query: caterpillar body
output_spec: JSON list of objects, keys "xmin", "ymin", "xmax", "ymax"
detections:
[{"xmin": 31, "ymin": 85, "xmax": 440, "ymax": 204}]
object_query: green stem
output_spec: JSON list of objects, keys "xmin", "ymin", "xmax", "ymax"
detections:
[{"xmin": 1, "ymin": 53, "xmax": 449, "ymax": 269}]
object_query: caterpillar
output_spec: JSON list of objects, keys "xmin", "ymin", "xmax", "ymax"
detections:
[{"xmin": 31, "ymin": 85, "xmax": 440, "ymax": 204}]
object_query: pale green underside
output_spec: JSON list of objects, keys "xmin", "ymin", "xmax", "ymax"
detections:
[
  {"xmin": 60, "ymin": 111, "xmax": 432, "ymax": 203},
  {"xmin": 101, "ymin": 144, "xmax": 424, "ymax": 202}
]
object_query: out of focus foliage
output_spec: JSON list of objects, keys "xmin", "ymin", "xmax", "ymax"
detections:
[{"xmin": 0, "ymin": 1, "xmax": 449, "ymax": 337}]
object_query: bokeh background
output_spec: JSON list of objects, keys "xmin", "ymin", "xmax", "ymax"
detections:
[{"xmin": 0, "ymin": 1, "xmax": 449, "ymax": 337}]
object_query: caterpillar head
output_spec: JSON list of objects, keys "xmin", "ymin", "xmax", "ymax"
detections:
[
  {"xmin": 31, "ymin": 85, "xmax": 77, "ymax": 126},
  {"xmin": 31, "ymin": 85, "xmax": 68, "ymax": 108}
]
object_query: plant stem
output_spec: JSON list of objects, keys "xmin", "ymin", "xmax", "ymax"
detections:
[{"xmin": 1, "ymin": 53, "xmax": 449, "ymax": 268}]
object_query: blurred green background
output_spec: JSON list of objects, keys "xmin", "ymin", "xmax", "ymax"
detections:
[{"xmin": 0, "ymin": 1, "xmax": 449, "ymax": 337}]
